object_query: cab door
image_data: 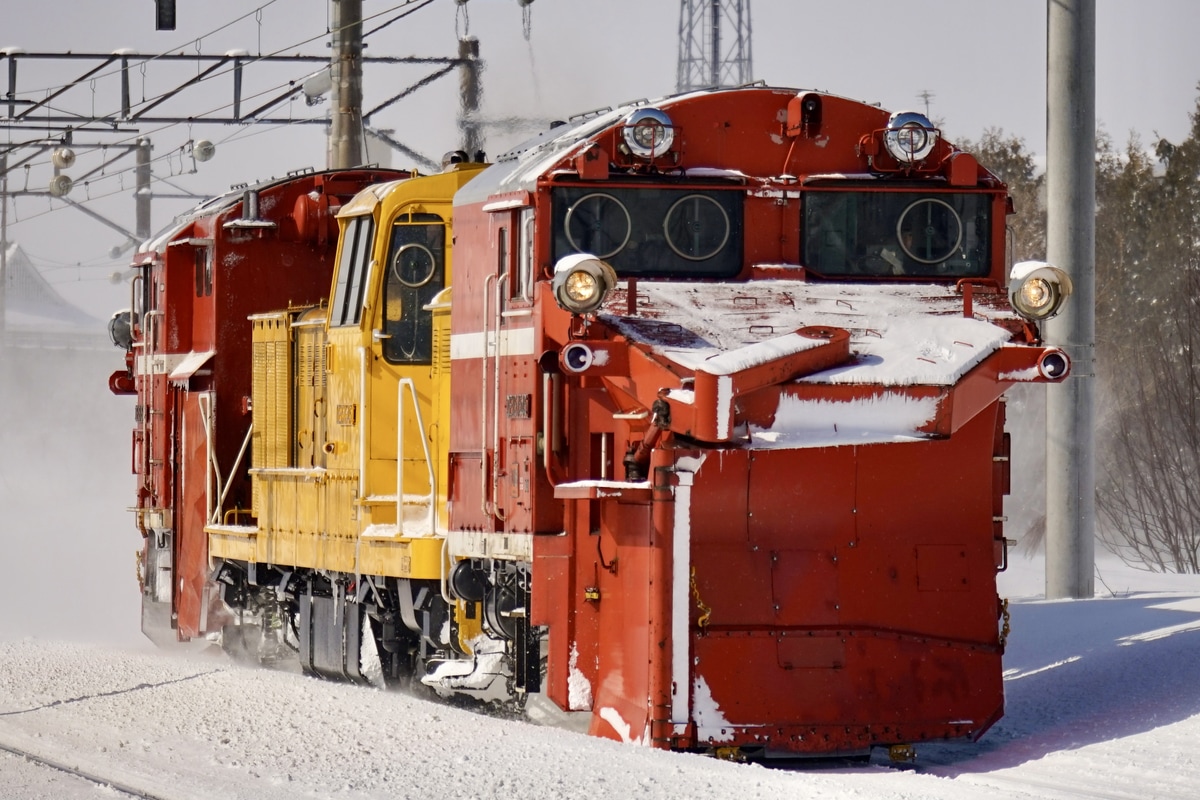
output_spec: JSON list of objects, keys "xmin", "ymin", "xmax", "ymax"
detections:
[{"xmin": 366, "ymin": 210, "xmax": 447, "ymax": 526}]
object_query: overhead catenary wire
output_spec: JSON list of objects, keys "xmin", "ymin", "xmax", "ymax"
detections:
[
  {"xmin": 3, "ymin": 0, "xmax": 456, "ymax": 270},
  {"xmin": 5, "ymin": 0, "xmax": 446, "ymax": 121},
  {"xmin": 4, "ymin": 0, "xmax": 451, "ymax": 184}
]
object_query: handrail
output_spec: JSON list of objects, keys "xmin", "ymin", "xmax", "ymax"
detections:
[
  {"xmin": 396, "ymin": 376, "xmax": 448, "ymax": 603},
  {"xmin": 212, "ymin": 423, "xmax": 253, "ymax": 525},
  {"xmin": 396, "ymin": 376, "xmax": 437, "ymax": 531},
  {"xmin": 358, "ymin": 344, "xmax": 368, "ymax": 503},
  {"xmin": 198, "ymin": 393, "xmax": 221, "ymax": 525},
  {"xmin": 480, "ymin": 274, "xmax": 494, "ymax": 517},
  {"xmin": 491, "ymin": 272, "xmax": 509, "ymax": 521}
]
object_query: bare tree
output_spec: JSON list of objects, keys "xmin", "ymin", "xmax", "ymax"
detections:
[
  {"xmin": 967, "ymin": 115, "xmax": 1200, "ymax": 572},
  {"xmin": 1094, "ymin": 107, "xmax": 1200, "ymax": 572}
]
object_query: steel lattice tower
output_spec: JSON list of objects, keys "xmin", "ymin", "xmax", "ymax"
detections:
[{"xmin": 676, "ymin": 0, "xmax": 753, "ymax": 93}]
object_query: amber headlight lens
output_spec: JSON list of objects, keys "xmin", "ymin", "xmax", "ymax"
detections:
[
  {"xmin": 1009, "ymin": 262, "xmax": 1073, "ymax": 321},
  {"xmin": 564, "ymin": 270, "xmax": 599, "ymax": 303},
  {"xmin": 1020, "ymin": 278, "xmax": 1052, "ymax": 311}
]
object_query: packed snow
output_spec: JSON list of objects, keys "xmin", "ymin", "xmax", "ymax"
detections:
[
  {"xmin": 2, "ymin": 346, "xmax": 1199, "ymax": 799},
  {"xmin": 0, "ymin": 556, "xmax": 1197, "ymax": 800}
]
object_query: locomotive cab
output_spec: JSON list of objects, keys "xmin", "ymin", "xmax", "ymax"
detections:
[{"xmin": 209, "ymin": 162, "xmax": 489, "ymax": 681}]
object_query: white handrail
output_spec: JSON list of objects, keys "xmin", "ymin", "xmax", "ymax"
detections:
[
  {"xmin": 491, "ymin": 272, "xmax": 509, "ymax": 521},
  {"xmin": 212, "ymin": 423, "xmax": 253, "ymax": 525},
  {"xmin": 480, "ymin": 273, "xmax": 494, "ymax": 516},
  {"xmin": 395, "ymin": 376, "xmax": 437, "ymax": 533},
  {"xmin": 198, "ymin": 392, "xmax": 221, "ymax": 526}
]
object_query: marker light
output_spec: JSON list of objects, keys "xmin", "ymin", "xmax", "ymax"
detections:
[
  {"xmin": 621, "ymin": 107, "xmax": 675, "ymax": 159},
  {"xmin": 561, "ymin": 343, "xmax": 595, "ymax": 373},
  {"xmin": 883, "ymin": 111, "xmax": 939, "ymax": 164},
  {"xmin": 1038, "ymin": 349, "xmax": 1070, "ymax": 380}
]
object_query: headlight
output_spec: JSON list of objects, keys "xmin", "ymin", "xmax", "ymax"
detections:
[
  {"xmin": 108, "ymin": 309, "xmax": 136, "ymax": 351},
  {"xmin": 883, "ymin": 110, "xmax": 939, "ymax": 164},
  {"xmin": 552, "ymin": 254, "xmax": 617, "ymax": 315},
  {"xmin": 564, "ymin": 270, "xmax": 599, "ymax": 303},
  {"xmin": 1009, "ymin": 261, "xmax": 1073, "ymax": 321},
  {"xmin": 621, "ymin": 107, "xmax": 675, "ymax": 159}
]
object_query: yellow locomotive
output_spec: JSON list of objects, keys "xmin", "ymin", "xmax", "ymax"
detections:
[{"xmin": 208, "ymin": 159, "xmax": 488, "ymax": 682}]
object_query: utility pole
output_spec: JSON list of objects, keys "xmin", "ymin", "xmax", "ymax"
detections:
[
  {"xmin": 458, "ymin": 37, "xmax": 482, "ymax": 158},
  {"xmin": 1045, "ymin": 0, "xmax": 1096, "ymax": 599},
  {"xmin": 135, "ymin": 138, "xmax": 152, "ymax": 239},
  {"xmin": 330, "ymin": 0, "xmax": 365, "ymax": 169},
  {"xmin": 1, "ymin": 154, "xmax": 7, "ymax": 339}
]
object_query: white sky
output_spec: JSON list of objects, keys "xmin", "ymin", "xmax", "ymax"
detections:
[{"xmin": 3, "ymin": 0, "xmax": 1199, "ymax": 318}]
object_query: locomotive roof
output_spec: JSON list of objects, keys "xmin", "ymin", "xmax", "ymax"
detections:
[
  {"xmin": 454, "ymin": 85, "xmax": 972, "ymax": 208},
  {"xmin": 455, "ymin": 85, "xmax": 810, "ymax": 207},
  {"xmin": 138, "ymin": 168, "xmax": 378, "ymax": 256}
]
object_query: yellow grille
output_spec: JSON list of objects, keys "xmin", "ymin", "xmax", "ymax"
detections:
[
  {"xmin": 432, "ymin": 311, "xmax": 451, "ymax": 376},
  {"xmin": 251, "ymin": 313, "xmax": 292, "ymax": 514},
  {"xmin": 293, "ymin": 321, "xmax": 327, "ymax": 468}
]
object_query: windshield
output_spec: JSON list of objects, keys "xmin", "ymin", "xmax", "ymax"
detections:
[
  {"xmin": 551, "ymin": 186, "xmax": 742, "ymax": 278},
  {"xmin": 802, "ymin": 190, "xmax": 991, "ymax": 278}
]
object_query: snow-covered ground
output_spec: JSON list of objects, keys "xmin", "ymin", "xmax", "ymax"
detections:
[{"xmin": 2, "ymin": 345, "xmax": 1198, "ymax": 799}]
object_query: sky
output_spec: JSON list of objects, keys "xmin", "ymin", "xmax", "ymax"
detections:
[{"xmin": 3, "ymin": 0, "xmax": 1200, "ymax": 320}]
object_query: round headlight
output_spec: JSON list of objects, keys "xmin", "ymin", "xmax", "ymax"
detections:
[
  {"xmin": 564, "ymin": 270, "xmax": 599, "ymax": 304},
  {"xmin": 1019, "ymin": 278, "xmax": 1052, "ymax": 310},
  {"xmin": 622, "ymin": 107, "xmax": 675, "ymax": 159},
  {"xmin": 552, "ymin": 254, "xmax": 617, "ymax": 315},
  {"xmin": 1009, "ymin": 261, "xmax": 1074, "ymax": 321},
  {"xmin": 883, "ymin": 110, "xmax": 939, "ymax": 164},
  {"xmin": 108, "ymin": 309, "xmax": 136, "ymax": 351}
]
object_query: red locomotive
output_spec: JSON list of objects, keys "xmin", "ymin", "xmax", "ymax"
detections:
[
  {"xmin": 108, "ymin": 167, "xmax": 406, "ymax": 645},
  {"xmin": 447, "ymin": 86, "xmax": 1068, "ymax": 756}
]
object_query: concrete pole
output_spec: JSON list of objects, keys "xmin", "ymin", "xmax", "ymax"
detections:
[
  {"xmin": 1, "ymin": 154, "xmax": 7, "ymax": 339},
  {"xmin": 135, "ymin": 138, "xmax": 152, "ymax": 240},
  {"xmin": 329, "ymin": 0, "xmax": 364, "ymax": 169},
  {"xmin": 1045, "ymin": 0, "xmax": 1096, "ymax": 599},
  {"xmin": 458, "ymin": 37, "xmax": 482, "ymax": 159}
]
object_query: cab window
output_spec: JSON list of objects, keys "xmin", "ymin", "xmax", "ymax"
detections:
[
  {"xmin": 802, "ymin": 190, "xmax": 990, "ymax": 278},
  {"xmin": 332, "ymin": 216, "xmax": 375, "ymax": 326},
  {"xmin": 382, "ymin": 213, "xmax": 444, "ymax": 364},
  {"xmin": 551, "ymin": 186, "xmax": 742, "ymax": 279}
]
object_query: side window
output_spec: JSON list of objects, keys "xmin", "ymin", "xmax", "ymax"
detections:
[
  {"xmin": 332, "ymin": 216, "xmax": 375, "ymax": 327},
  {"xmin": 517, "ymin": 208, "xmax": 535, "ymax": 301},
  {"xmin": 193, "ymin": 247, "xmax": 213, "ymax": 297},
  {"xmin": 498, "ymin": 226, "xmax": 509, "ymax": 295},
  {"xmin": 383, "ymin": 214, "xmax": 444, "ymax": 364}
]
